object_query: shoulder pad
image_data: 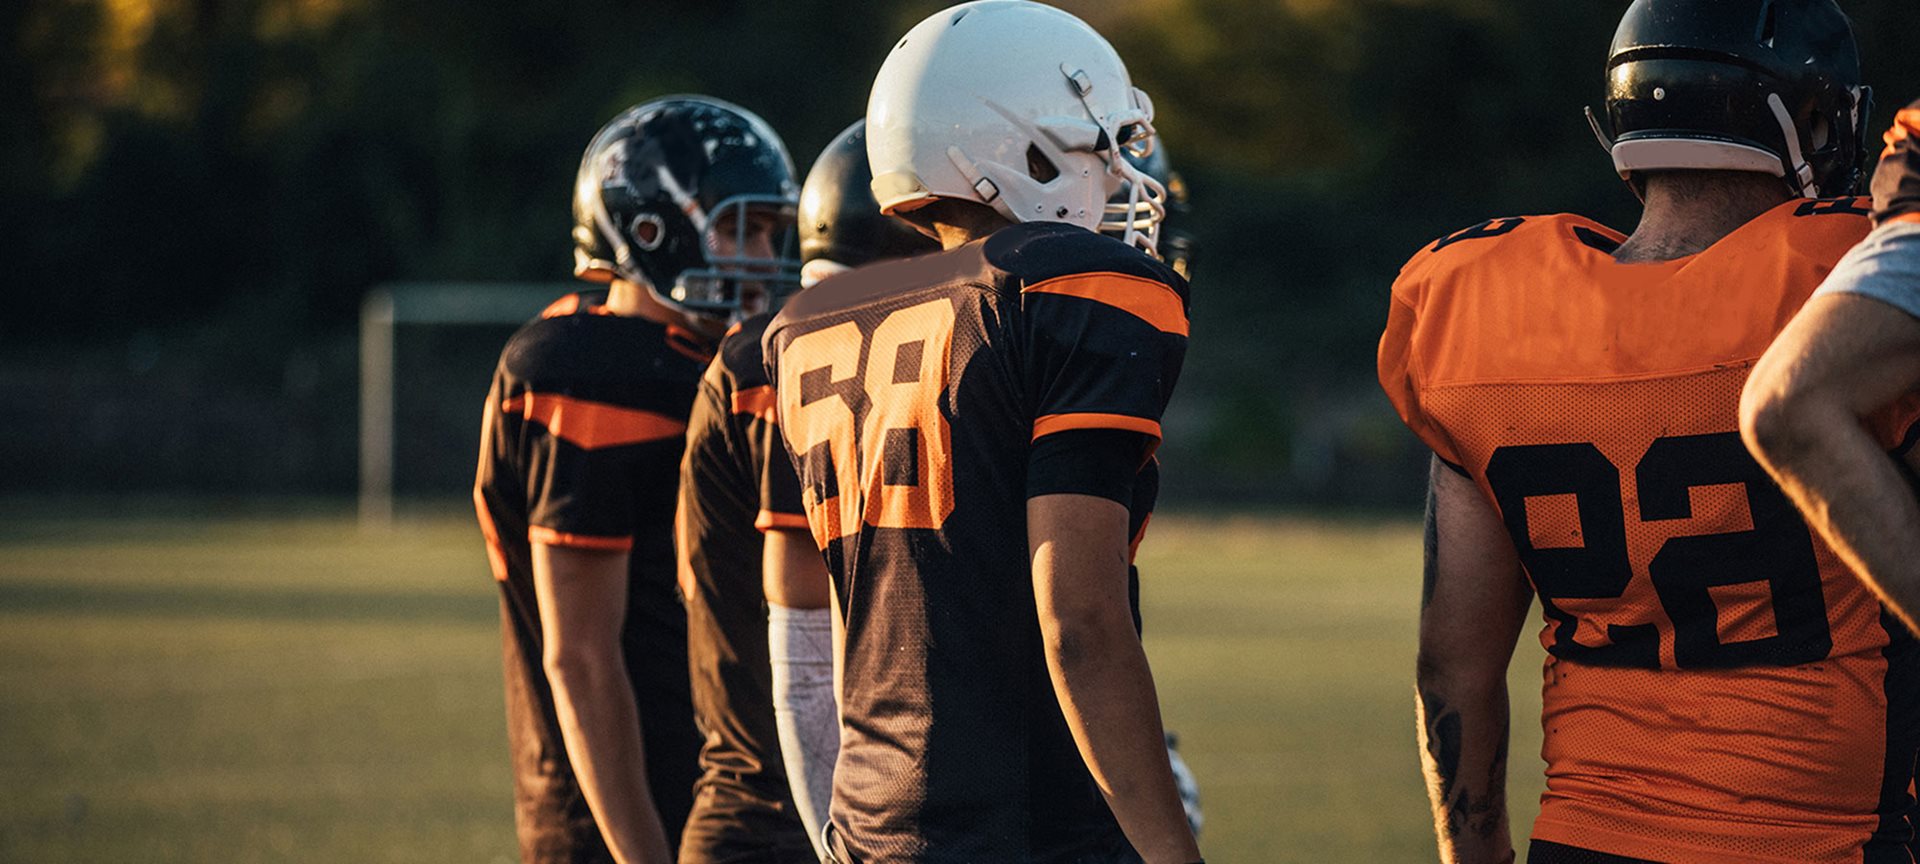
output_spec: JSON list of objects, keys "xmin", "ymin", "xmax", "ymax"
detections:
[
  {"xmin": 1401, "ymin": 214, "xmax": 1622, "ymax": 279},
  {"xmin": 719, "ymin": 313, "xmax": 772, "ymax": 386},
  {"xmin": 983, "ymin": 221, "xmax": 1184, "ymax": 295}
]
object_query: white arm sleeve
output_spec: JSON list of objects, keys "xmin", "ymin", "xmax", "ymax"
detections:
[{"xmin": 769, "ymin": 602, "xmax": 838, "ymax": 860}]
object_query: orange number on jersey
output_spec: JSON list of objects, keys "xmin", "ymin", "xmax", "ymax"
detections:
[
  {"xmin": 778, "ymin": 322, "xmax": 863, "ymax": 546},
  {"xmin": 863, "ymin": 299, "xmax": 957, "ymax": 531},
  {"xmin": 778, "ymin": 299, "xmax": 958, "ymax": 545}
]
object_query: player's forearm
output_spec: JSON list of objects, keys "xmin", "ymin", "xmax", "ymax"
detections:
[
  {"xmin": 546, "ymin": 654, "xmax": 673, "ymax": 864},
  {"xmin": 1414, "ymin": 659, "xmax": 1514, "ymax": 864},
  {"xmin": 1744, "ymin": 391, "xmax": 1920, "ymax": 634},
  {"xmin": 1042, "ymin": 614, "xmax": 1200, "ymax": 864}
]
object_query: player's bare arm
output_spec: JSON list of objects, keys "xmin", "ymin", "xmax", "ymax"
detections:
[
  {"xmin": 532, "ymin": 542, "xmax": 673, "ymax": 864},
  {"xmin": 1030, "ymin": 493, "xmax": 1201, "ymax": 864},
  {"xmin": 763, "ymin": 527, "xmax": 838, "ymax": 857},
  {"xmin": 1416, "ymin": 457, "xmax": 1533, "ymax": 864},
  {"xmin": 1742, "ymin": 292, "xmax": 1920, "ymax": 634}
]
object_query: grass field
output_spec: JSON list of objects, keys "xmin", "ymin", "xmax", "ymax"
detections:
[{"xmin": 0, "ymin": 501, "xmax": 1551, "ymax": 863}]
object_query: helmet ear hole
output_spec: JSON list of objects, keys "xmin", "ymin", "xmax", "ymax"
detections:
[
  {"xmin": 1026, "ymin": 144, "xmax": 1060, "ymax": 184},
  {"xmin": 1808, "ymin": 113, "xmax": 1831, "ymax": 151},
  {"xmin": 630, "ymin": 213, "xmax": 666, "ymax": 251}
]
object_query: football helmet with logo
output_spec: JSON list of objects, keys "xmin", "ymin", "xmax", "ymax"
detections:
[
  {"xmin": 1585, "ymin": 0, "xmax": 1872, "ymax": 199},
  {"xmin": 865, "ymin": 0, "xmax": 1167, "ymax": 255},
  {"xmin": 572, "ymin": 95, "xmax": 802, "ymax": 320},
  {"xmin": 797, "ymin": 119, "xmax": 940, "ymax": 288}
]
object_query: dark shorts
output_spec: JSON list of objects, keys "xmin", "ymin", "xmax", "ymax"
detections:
[
  {"xmin": 679, "ymin": 781, "xmax": 815, "ymax": 864},
  {"xmin": 1527, "ymin": 839, "xmax": 1664, "ymax": 864}
]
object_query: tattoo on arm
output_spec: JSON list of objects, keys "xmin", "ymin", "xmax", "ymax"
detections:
[
  {"xmin": 1422, "ymin": 480, "xmax": 1440, "ymax": 609},
  {"xmin": 1420, "ymin": 685, "xmax": 1508, "ymax": 842}
]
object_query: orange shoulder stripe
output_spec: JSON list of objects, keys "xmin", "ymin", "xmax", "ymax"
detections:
[
  {"xmin": 1885, "ymin": 107, "xmax": 1920, "ymax": 160},
  {"xmin": 1032, "ymin": 412, "xmax": 1162, "ymax": 441},
  {"xmin": 1022, "ymin": 272, "xmax": 1188, "ymax": 336},
  {"xmin": 754, "ymin": 510, "xmax": 811, "ymax": 532},
  {"xmin": 1888, "ymin": 213, "xmax": 1920, "ymax": 227},
  {"xmin": 502, "ymin": 393, "xmax": 687, "ymax": 450},
  {"xmin": 528, "ymin": 525, "xmax": 633, "ymax": 552},
  {"xmin": 731, "ymin": 385, "xmax": 778, "ymax": 421}
]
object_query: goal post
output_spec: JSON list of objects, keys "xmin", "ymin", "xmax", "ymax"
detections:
[{"xmin": 359, "ymin": 282, "xmax": 571, "ymax": 529}]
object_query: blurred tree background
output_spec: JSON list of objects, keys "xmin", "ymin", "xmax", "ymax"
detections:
[{"xmin": 5, "ymin": 0, "xmax": 1918, "ymax": 504}]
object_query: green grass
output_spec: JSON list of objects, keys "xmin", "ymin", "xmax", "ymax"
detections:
[{"xmin": 0, "ymin": 503, "xmax": 1549, "ymax": 863}]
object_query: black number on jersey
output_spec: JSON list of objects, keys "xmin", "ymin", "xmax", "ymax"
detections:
[
  {"xmin": 1430, "ymin": 218, "xmax": 1526, "ymax": 253},
  {"xmin": 1486, "ymin": 432, "xmax": 1832, "ymax": 670},
  {"xmin": 1793, "ymin": 197, "xmax": 1872, "ymax": 218}
]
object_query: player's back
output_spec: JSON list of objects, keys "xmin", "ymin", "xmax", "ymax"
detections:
[
  {"xmin": 1380, "ymin": 199, "xmax": 1920, "ymax": 863},
  {"xmin": 474, "ymin": 290, "xmax": 709, "ymax": 856},
  {"xmin": 763, "ymin": 221, "xmax": 1187, "ymax": 863}
]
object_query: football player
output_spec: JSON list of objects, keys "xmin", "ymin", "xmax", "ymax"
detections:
[
  {"xmin": 674, "ymin": 117, "xmax": 937, "ymax": 864},
  {"xmin": 762, "ymin": 3, "xmax": 1200, "ymax": 862},
  {"xmin": 1743, "ymin": 100, "xmax": 1920, "ymax": 637},
  {"xmin": 474, "ymin": 95, "xmax": 801, "ymax": 864},
  {"xmin": 1376, "ymin": 2, "xmax": 1916, "ymax": 862}
]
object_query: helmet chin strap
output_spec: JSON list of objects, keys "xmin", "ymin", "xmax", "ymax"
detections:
[{"xmin": 1766, "ymin": 93, "xmax": 1819, "ymax": 198}]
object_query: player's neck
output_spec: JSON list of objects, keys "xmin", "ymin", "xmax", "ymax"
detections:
[
  {"xmin": 1614, "ymin": 171, "xmax": 1792, "ymax": 264},
  {"xmin": 606, "ymin": 278, "xmax": 724, "ymax": 339},
  {"xmin": 923, "ymin": 207, "xmax": 1015, "ymax": 251}
]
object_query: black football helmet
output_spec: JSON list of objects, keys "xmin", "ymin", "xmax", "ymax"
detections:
[
  {"xmin": 572, "ymin": 96, "xmax": 802, "ymax": 320},
  {"xmin": 1111, "ymin": 138, "xmax": 1196, "ymax": 279},
  {"xmin": 1585, "ymin": 0, "xmax": 1872, "ymax": 199},
  {"xmin": 797, "ymin": 120, "xmax": 939, "ymax": 287}
]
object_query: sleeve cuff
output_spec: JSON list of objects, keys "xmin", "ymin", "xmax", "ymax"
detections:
[
  {"xmin": 755, "ymin": 510, "xmax": 811, "ymax": 532},
  {"xmin": 1033, "ymin": 412, "xmax": 1162, "ymax": 442},
  {"xmin": 528, "ymin": 525, "xmax": 633, "ymax": 552}
]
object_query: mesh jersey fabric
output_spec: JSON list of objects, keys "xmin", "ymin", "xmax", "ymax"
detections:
[
  {"xmin": 674, "ymin": 312, "xmax": 814, "ymax": 861},
  {"xmin": 1378, "ymin": 201, "xmax": 1920, "ymax": 863},
  {"xmin": 474, "ymin": 290, "xmax": 708, "ymax": 862},
  {"xmin": 761, "ymin": 221, "xmax": 1187, "ymax": 864}
]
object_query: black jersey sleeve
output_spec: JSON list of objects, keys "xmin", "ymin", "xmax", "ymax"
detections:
[
  {"xmin": 1875, "ymin": 100, "xmax": 1920, "ymax": 226},
  {"xmin": 517, "ymin": 393, "xmax": 648, "ymax": 550},
  {"xmin": 753, "ymin": 414, "xmax": 808, "ymax": 532},
  {"xmin": 1022, "ymin": 269, "xmax": 1188, "ymax": 442},
  {"xmin": 1020, "ymin": 265, "xmax": 1189, "ymax": 500}
]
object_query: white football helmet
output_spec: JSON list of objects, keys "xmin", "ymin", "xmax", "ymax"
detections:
[{"xmin": 865, "ymin": 1, "xmax": 1168, "ymax": 256}]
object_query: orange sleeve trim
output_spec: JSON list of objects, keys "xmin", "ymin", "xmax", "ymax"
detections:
[
  {"xmin": 731, "ymin": 385, "xmax": 778, "ymax": 421},
  {"xmin": 528, "ymin": 525, "xmax": 633, "ymax": 552},
  {"xmin": 1887, "ymin": 213, "xmax": 1920, "ymax": 227},
  {"xmin": 1128, "ymin": 512, "xmax": 1152, "ymax": 564},
  {"xmin": 473, "ymin": 486, "xmax": 510, "ymax": 582},
  {"xmin": 1885, "ymin": 108, "xmax": 1920, "ymax": 160},
  {"xmin": 1032, "ymin": 412, "xmax": 1162, "ymax": 441},
  {"xmin": 501, "ymin": 392, "xmax": 687, "ymax": 451},
  {"xmin": 1022, "ymin": 272, "xmax": 1188, "ymax": 336},
  {"xmin": 754, "ymin": 510, "xmax": 811, "ymax": 532}
]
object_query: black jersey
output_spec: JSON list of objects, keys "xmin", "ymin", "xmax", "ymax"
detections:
[
  {"xmin": 473, "ymin": 290, "xmax": 708, "ymax": 863},
  {"xmin": 674, "ymin": 313, "xmax": 814, "ymax": 862},
  {"xmin": 1875, "ymin": 99, "xmax": 1920, "ymax": 226},
  {"xmin": 762, "ymin": 221, "xmax": 1189, "ymax": 863}
]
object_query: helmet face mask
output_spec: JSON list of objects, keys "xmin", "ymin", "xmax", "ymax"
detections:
[
  {"xmin": 673, "ymin": 194, "xmax": 801, "ymax": 318},
  {"xmin": 865, "ymin": 1, "xmax": 1166, "ymax": 254},
  {"xmin": 1586, "ymin": 0, "xmax": 1871, "ymax": 199},
  {"xmin": 572, "ymin": 96, "xmax": 802, "ymax": 322}
]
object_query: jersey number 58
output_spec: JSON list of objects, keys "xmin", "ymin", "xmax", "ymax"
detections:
[{"xmin": 778, "ymin": 299, "xmax": 959, "ymax": 546}]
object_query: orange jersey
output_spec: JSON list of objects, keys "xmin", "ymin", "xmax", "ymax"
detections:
[{"xmin": 1379, "ymin": 199, "xmax": 1920, "ymax": 863}]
